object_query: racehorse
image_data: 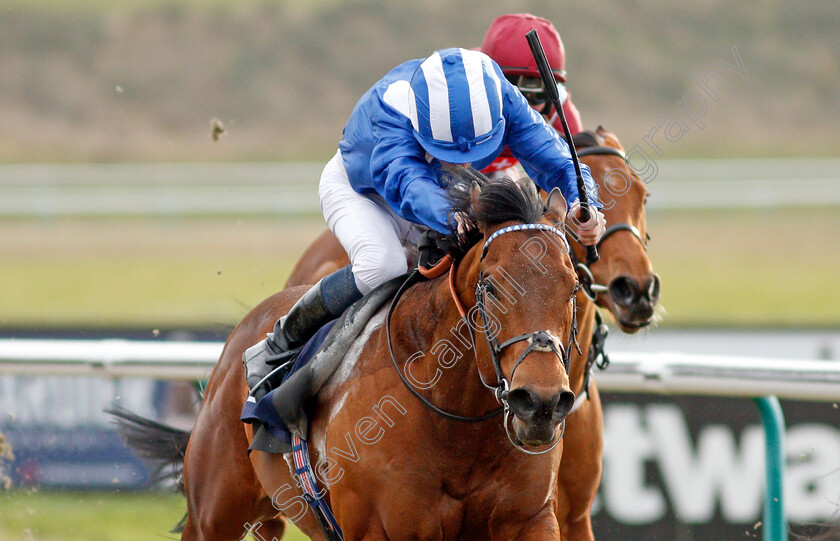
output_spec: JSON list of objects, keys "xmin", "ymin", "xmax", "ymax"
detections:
[
  {"xmin": 283, "ymin": 126, "xmax": 659, "ymax": 540},
  {"xmin": 548, "ymin": 127, "xmax": 658, "ymax": 540},
  {"xmin": 116, "ymin": 174, "xmax": 587, "ymax": 540},
  {"xmin": 112, "ymin": 127, "xmax": 658, "ymax": 540}
]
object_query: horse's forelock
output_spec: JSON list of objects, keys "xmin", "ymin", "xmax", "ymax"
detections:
[
  {"xmin": 444, "ymin": 168, "xmax": 546, "ymax": 258},
  {"xmin": 471, "ymin": 177, "xmax": 544, "ymax": 227}
]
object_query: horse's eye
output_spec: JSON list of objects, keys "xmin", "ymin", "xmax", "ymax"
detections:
[{"xmin": 483, "ymin": 281, "xmax": 496, "ymax": 296}]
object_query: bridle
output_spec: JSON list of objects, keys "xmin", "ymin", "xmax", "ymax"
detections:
[
  {"xmin": 387, "ymin": 223, "xmax": 580, "ymax": 455},
  {"xmin": 570, "ymin": 145, "xmax": 650, "ymax": 301}
]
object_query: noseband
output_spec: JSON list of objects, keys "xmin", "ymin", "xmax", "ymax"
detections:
[
  {"xmin": 387, "ymin": 223, "xmax": 580, "ymax": 455},
  {"xmin": 477, "ymin": 224, "xmax": 578, "ymax": 385}
]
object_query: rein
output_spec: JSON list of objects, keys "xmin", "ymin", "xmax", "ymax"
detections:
[
  {"xmin": 570, "ymin": 221, "xmax": 647, "ymax": 301},
  {"xmin": 570, "ymin": 145, "xmax": 649, "ymax": 301},
  {"xmin": 575, "ymin": 145, "xmax": 627, "ymax": 160},
  {"xmin": 386, "ymin": 266, "xmax": 503, "ymax": 423},
  {"xmin": 386, "ymin": 223, "xmax": 579, "ymax": 454}
]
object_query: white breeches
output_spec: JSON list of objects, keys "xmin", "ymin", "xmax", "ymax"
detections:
[{"xmin": 319, "ymin": 150, "xmax": 425, "ymax": 294}]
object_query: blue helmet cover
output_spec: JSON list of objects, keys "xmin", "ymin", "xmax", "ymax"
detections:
[{"xmin": 408, "ymin": 48, "xmax": 506, "ymax": 164}]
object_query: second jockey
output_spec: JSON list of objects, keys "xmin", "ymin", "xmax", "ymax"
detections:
[
  {"xmin": 480, "ymin": 13, "xmax": 583, "ymax": 179},
  {"xmin": 243, "ymin": 48, "xmax": 606, "ymax": 393}
]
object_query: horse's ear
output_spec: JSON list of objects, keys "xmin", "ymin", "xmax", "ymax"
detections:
[
  {"xmin": 470, "ymin": 181, "xmax": 482, "ymax": 209},
  {"xmin": 596, "ymin": 125, "xmax": 615, "ymax": 139},
  {"xmin": 544, "ymin": 187, "xmax": 568, "ymax": 226},
  {"xmin": 595, "ymin": 125, "xmax": 621, "ymax": 149}
]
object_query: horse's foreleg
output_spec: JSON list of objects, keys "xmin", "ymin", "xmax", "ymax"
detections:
[
  {"xmin": 180, "ymin": 515, "xmax": 286, "ymax": 541},
  {"xmin": 560, "ymin": 516, "xmax": 595, "ymax": 541},
  {"xmin": 245, "ymin": 518, "xmax": 287, "ymax": 541},
  {"xmin": 554, "ymin": 386, "xmax": 603, "ymax": 541}
]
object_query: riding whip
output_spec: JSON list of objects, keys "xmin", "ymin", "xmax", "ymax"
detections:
[{"xmin": 526, "ymin": 29, "xmax": 599, "ymax": 264}]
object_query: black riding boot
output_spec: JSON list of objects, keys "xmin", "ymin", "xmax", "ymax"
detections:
[{"xmin": 243, "ymin": 265, "xmax": 363, "ymax": 396}]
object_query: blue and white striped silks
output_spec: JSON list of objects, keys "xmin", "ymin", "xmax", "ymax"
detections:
[{"xmin": 337, "ymin": 49, "xmax": 600, "ymax": 234}]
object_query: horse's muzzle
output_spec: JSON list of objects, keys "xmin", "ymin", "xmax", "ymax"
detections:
[
  {"xmin": 608, "ymin": 273, "xmax": 661, "ymax": 332},
  {"xmin": 507, "ymin": 387, "xmax": 575, "ymax": 444}
]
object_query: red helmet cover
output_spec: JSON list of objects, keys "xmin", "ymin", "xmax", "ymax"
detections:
[{"xmin": 480, "ymin": 13, "xmax": 567, "ymax": 82}]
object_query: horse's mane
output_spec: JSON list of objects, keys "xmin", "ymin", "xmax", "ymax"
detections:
[{"xmin": 441, "ymin": 166, "xmax": 544, "ymax": 260}]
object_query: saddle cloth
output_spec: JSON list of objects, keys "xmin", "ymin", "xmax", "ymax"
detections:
[
  {"xmin": 240, "ymin": 320, "xmax": 337, "ymax": 448},
  {"xmin": 241, "ymin": 276, "xmax": 402, "ymax": 454}
]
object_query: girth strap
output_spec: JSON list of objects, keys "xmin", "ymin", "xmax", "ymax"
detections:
[{"xmin": 291, "ymin": 435, "xmax": 343, "ymax": 540}]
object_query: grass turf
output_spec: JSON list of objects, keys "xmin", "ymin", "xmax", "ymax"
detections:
[
  {"xmin": 1, "ymin": 208, "xmax": 838, "ymax": 330},
  {"xmin": 0, "ymin": 215, "xmax": 325, "ymax": 329},
  {"xmin": 0, "ymin": 490, "xmax": 309, "ymax": 541},
  {"xmin": 645, "ymin": 207, "xmax": 840, "ymax": 327}
]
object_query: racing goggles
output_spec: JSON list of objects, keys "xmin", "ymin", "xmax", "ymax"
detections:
[
  {"xmin": 506, "ymin": 75, "xmax": 547, "ymax": 106},
  {"xmin": 505, "ymin": 75, "xmax": 566, "ymax": 108}
]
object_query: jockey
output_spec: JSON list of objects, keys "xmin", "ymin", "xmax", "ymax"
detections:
[
  {"xmin": 479, "ymin": 13, "xmax": 583, "ymax": 178},
  {"xmin": 243, "ymin": 48, "xmax": 606, "ymax": 392}
]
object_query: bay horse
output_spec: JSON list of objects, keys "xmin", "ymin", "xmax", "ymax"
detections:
[
  {"xmin": 116, "ymin": 176, "xmax": 585, "ymax": 540},
  {"xmin": 112, "ymin": 127, "xmax": 658, "ymax": 540},
  {"xmin": 282, "ymin": 126, "xmax": 659, "ymax": 540}
]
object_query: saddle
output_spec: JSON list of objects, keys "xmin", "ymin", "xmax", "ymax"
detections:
[{"xmin": 241, "ymin": 276, "xmax": 402, "ymax": 454}]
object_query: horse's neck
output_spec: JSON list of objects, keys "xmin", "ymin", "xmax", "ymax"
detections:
[
  {"xmin": 570, "ymin": 295, "xmax": 597, "ymax": 395},
  {"xmin": 393, "ymin": 249, "xmax": 501, "ymax": 419}
]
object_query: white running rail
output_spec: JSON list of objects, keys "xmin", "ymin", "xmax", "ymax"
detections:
[{"xmin": 1, "ymin": 339, "xmax": 839, "ymax": 402}]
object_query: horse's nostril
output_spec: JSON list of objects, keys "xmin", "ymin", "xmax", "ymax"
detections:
[
  {"xmin": 552, "ymin": 391, "xmax": 576, "ymax": 421},
  {"xmin": 646, "ymin": 274, "xmax": 661, "ymax": 303},
  {"xmin": 608, "ymin": 276, "xmax": 638, "ymax": 306},
  {"xmin": 507, "ymin": 388, "xmax": 541, "ymax": 421}
]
